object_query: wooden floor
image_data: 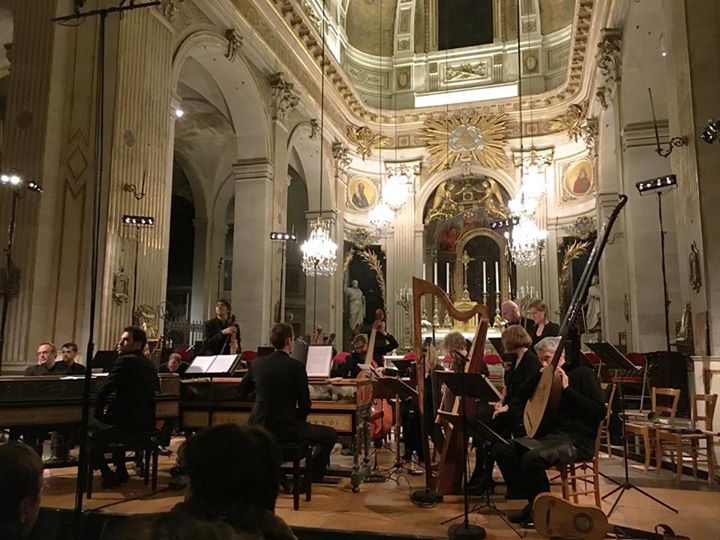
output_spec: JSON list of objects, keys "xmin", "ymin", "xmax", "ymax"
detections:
[{"xmin": 40, "ymin": 440, "xmax": 719, "ymax": 539}]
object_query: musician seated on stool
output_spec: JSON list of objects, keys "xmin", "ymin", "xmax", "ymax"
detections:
[
  {"xmin": 89, "ymin": 326, "xmax": 158, "ymax": 488},
  {"xmin": 494, "ymin": 336, "xmax": 605, "ymax": 527},
  {"xmin": 468, "ymin": 325, "xmax": 541, "ymax": 493},
  {"xmin": 0, "ymin": 441, "xmax": 43, "ymax": 540},
  {"xmin": 335, "ymin": 328, "xmax": 398, "ymax": 379},
  {"xmin": 239, "ymin": 323, "xmax": 338, "ymax": 482},
  {"xmin": 201, "ymin": 298, "xmax": 240, "ymax": 355},
  {"xmin": 502, "ymin": 300, "xmax": 536, "ymax": 335},
  {"xmin": 60, "ymin": 342, "xmax": 86, "ymax": 375}
]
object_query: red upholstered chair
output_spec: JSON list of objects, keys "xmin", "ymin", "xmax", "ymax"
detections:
[
  {"xmin": 483, "ymin": 354, "xmax": 505, "ymax": 389},
  {"xmin": 240, "ymin": 350, "xmax": 257, "ymax": 362},
  {"xmin": 483, "ymin": 353, "xmax": 502, "ymax": 365},
  {"xmin": 584, "ymin": 352, "xmax": 601, "ymax": 366},
  {"xmin": 403, "ymin": 352, "xmax": 416, "ymax": 361},
  {"xmin": 333, "ymin": 352, "xmax": 350, "ymax": 364}
]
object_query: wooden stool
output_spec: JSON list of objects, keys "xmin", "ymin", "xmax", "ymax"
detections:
[{"xmin": 279, "ymin": 440, "xmax": 312, "ymax": 510}]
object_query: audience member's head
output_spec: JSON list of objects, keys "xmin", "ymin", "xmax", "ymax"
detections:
[
  {"xmin": 501, "ymin": 325, "xmax": 532, "ymax": 353},
  {"xmin": 351, "ymin": 334, "xmax": 368, "ymax": 355},
  {"xmin": 270, "ymin": 323, "xmax": 294, "ymax": 351},
  {"xmin": 36, "ymin": 342, "xmax": 56, "ymax": 369},
  {"xmin": 501, "ymin": 301, "xmax": 521, "ymax": 324},
  {"xmin": 61, "ymin": 342, "xmax": 78, "ymax": 365},
  {"xmin": 0, "ymin": 441, "xmax": 43, "ymax": 537},
  {"xmin": 167, "ymin": 353, "xmax": 183, "ymax": 372},
  {"xmin": 535, "ymin": 336, "xmax": 563, "ymax": 368},
  {"xmin": 528, "ymin": 299, "xmax": 550, "ymax": 325},
  {"xmin": 117, "ymin": 326, "xmax": 148, "ymax": 355},
  {"xmin": 184, "ymin": 424, "xmax": 280, "ymax": 511}
]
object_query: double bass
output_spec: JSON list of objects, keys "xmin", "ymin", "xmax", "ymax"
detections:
[
  {"xmin": 363, "ymin": 327, "xmax": 393, "ymax": 442},
  {"xmin": 524, "ymin": 194, "xmax": 627, "ymax": 437},
  {"xmin": 412, "ymin": 278, "xmax": 489, "ymax": 497}
]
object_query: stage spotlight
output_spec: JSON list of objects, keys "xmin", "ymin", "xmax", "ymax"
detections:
[
  {"xmin": 701, "ymin": 119, "xmax": 720, "ymax": 144},
  {"xmin": 490, "ymin": 217, "xmax": 520, "ymax": 230},
  {"xmin": 121, "ymin": 214, "xmax": 155, "ymax": 226},
  {"xmin": 270, "ymin": 231, "xmax": 297, "ymax": 241},
  {"xmin": 635, "ymin": 174, "xmax": 677, "ymax": 195}
]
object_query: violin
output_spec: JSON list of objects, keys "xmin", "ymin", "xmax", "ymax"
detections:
[{"xmin": 226, "ymin": 314, "xmax": 240, "ymax": 354}]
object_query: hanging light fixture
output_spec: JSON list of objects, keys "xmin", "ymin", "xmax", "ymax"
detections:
[
  {"xmin": 506, "ymin": 1, "xmax": 546, "ymax": 267},
  {"xmin": 301, "ymin": 0, "xmax": 337, "ymax": 277},
  {"xmin": 369, "ymin": 200, "xmax": 393, "ymax": 231},
  {"xmin": 505, "ymin": 216, "xmax": 547, "ymax": 267},
  {"xmin": 383, "ymin": 167, "xmax": 410, "ymax": 211}
]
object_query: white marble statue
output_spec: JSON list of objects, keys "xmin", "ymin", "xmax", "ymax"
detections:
[
  {"xmin": 585, "ymin": 275, "xmax": 601, "ymax": 332},
  {"xmin": 345, "ymin": 279, "xmax": 366, "ymax": 331}
]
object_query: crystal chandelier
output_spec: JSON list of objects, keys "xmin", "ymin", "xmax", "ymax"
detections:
[
  {"xmin": 382, "ymin": 169, "xmax": 409, "ymax": 211},
  {"xmin": 505, "ymin": 216, "xmax": 547, "ymax": 267},
  {"xmin": 301, "ymin": 218, "xmax": 338, "ymax": 276},
  {"xmin": 300, "ymin": 0, "xmax": 337, "ymax": 277},
  {"xmin": 368, "ymin": 200, "xmax": 393, "ymax": 232}
]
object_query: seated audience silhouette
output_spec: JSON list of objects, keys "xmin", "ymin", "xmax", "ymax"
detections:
[{"xmin": 0, "ymin": 441, "xmax": 43, "ymax": 540}]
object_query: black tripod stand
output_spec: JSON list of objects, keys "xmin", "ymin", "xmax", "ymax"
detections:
[{"xmin": 589, "ymin": 344, "xmax": 678, "ymax": 516}]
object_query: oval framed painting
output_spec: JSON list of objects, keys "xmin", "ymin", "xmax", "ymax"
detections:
[
  {"xmin": 562, "ymin": 158, "xmax": 594, "ymax": 199},
  {"xmin": 347, "ymin": 176, "xmax": 377, "ymax": 211}
]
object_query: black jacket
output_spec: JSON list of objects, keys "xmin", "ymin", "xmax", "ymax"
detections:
[
  {"xmin": 502, "ymin": 349, "xmax": 542, "ymax": 429},
  {"xmin": 336, "ymin": 333, "xmax": 399, "ymax": 378},
  {"xmin": 531, "ymin": 321, "xmax": 561, "ymax": 346},
  {"xmin": 202, "ymin": 317, "xmax": 241, "ymax": 355},
  {"xmin": 238, "ymin": 350, "xmax": 310, "ymax": 441},
  {"xmin": 556, "ymin": 365, "xmax": 605, "ymax": 456},
  {"xmin": 24, "ymin": 361, "xmax": 68, "ymax": 376},
  {"xmin": 507, "ymin": 317, "xmax": 536, "ymax": 336},
  {"xmin": 95, "ymin": 351, "xmax": 158, "ymax": 432}
]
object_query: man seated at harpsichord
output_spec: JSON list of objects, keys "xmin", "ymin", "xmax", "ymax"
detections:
[
  {"xmin": 239, "ymin": 322, "xmax": 337, "ymax": 482},
  {"xmin": 24, "ymin": 342, "xmax": 67, "ymax": 376},
  {"xmin": 89, "ymin": 326, "xmax": 158, "ymax": 488},
  {"xmin": 493, "ymin": 336, "xmax": 605, "ymax": 527}
]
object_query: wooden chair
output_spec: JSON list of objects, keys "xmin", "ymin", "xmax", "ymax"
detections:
[
  {"xmin": 557, "ymin": 385, "xmax": 615, "ymax": 508},
  {"xmin": 599, "ymin": 383, "xmax": 617, "ymax": 456},
  {"xmin": 625, "ymin": 387, "xmax": 680, "ymax": 473},
  {"xmin": 279, "ymin": 440, "xmax": 313, "ymax": 510},
  {"xmin": 655, "ymin": 394, "xmax": 717, "ymax": 484}
]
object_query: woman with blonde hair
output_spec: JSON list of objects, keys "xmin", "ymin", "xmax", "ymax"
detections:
[{"xmin": 527, "ymin": 299, "xmax": 560, "ymax": 346}]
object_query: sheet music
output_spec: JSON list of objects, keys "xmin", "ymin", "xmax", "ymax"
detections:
[
  {"xmin": 210, "ymin": 355, "xmax": 237, "ymax": 374},
  {"xmin": 306, "ymin": 345, "xmax": 333, "ymax": 378},
  {"xmin": 186, "ymin": 355, "xmax": 215, "ymax": 374}
]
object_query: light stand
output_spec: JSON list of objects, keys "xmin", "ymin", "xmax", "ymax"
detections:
[
  {"xmin": 270, "ymin": 231, "xmax": 297, "ymax": 322},
  {"xmin": 0, "ymin": 176, "xmax": 43, "ymax": 374},
  {"xmin": 52, "ymin": 0, "xmax": 161, "ymax": 516},
  {"xmin": 121, "ymin": 215, "xmax": 155, "ymax": 320},
  {"xmin": 635, "ymin": 174, "xmax": 677, "ymax": 351}
]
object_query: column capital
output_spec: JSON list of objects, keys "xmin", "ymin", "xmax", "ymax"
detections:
[
  {"xmin": 270, "ymin": 73, "xmax": 300, "ymax": 123},
  {"xmin": 305, "ymin": 209, "xmax": 338, "ymax": 225}
]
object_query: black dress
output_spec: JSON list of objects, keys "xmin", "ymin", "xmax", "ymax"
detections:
[{"xmin": 531, "ymin": 321, "xmax": 561, "ymax": 346}]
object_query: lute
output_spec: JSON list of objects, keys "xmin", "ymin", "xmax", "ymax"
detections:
[{"xmin": 524, "ymin": 194, "xmax": 627, "ymax": 437}]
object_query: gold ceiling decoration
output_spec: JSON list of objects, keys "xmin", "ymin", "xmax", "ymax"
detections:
[
  {"xmin": 418, "ymin": 111, "xmax": 509, "ymax": 174},
  {"xmin": 425, "ymin": 177, "xmax": 509, "ymax": 225},
  {"xmin": 550, "ymin": 101, "xmax": 588, "ymax": 140},
  {"xmin": 346, "ymin": 124, "xmax": 392, "ymax": 160}
]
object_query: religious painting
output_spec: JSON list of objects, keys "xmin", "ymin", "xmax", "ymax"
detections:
[
  {"xmin": 562, "ymin": 158, "xmax": 594, "ymax": 200},
  {"xmin": 347, "ymin": 176, "xmax": 377, "ymax": 211}
]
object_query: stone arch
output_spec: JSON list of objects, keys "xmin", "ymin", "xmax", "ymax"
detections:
[{"xmin": 287, "ymin": 121, "xmax": 335, "ymax": 211}]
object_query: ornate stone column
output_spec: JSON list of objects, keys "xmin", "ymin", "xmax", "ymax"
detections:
[{"xmin": 233, "ymin": 159, "xmax": 274, "ymax": 350}]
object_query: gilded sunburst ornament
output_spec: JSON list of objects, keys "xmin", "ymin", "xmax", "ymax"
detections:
[{"xmin": 418, "ymin": 111, "xmax": 509, "ymax": 174}]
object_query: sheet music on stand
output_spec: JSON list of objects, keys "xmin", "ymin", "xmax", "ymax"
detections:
[
  {"xmin": 306, "ymin": 345, "xmax": 333, "ymax": 378},
  {"xmin": 488, "ymin": 337, "xmax": 515, "ymax": 365},
  {"xmin": 586, "ymin": 342, "xmax": 641, "ymax": 372},
  {"xmin": 185, "ymin": 354, "xmax": 242, "ymax": 376},
  {"xmin": 436, "ymin": 371, "xmax": 503, "ymax": 403}
]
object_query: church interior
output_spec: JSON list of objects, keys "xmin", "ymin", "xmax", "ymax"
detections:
[{"xmin": 1, "ymin": 0, "xmax": 720, "ymax": 539}]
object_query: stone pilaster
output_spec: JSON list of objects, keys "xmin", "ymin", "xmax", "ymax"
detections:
[
  {"xmin": 233, "ymin": 159, "xmax": 274, "ymax": 350},
  {"xmin": 97, "ymin": 9, "xmax": 175, "ymax": 348}
]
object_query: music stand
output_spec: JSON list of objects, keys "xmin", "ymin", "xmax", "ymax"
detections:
[
  {"xmin": 437, "ymin": 372, "xmax": 522, "ymax": 539},
  {"xmin": 587, "ymin": 342, "xmax": 677, "ymax": 516},
  {"xmin": 488, "ymin": 337, "xmax": 515, "ymax": 365},
  {"xmin": 435, "ymin": 371, "xmax": 504, "ymax": 540},
  {"xmin": 372, "ymin": 377, "xmax": 418, "ymax": 469}
]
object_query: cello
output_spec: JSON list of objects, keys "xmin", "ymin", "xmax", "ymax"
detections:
[
  {"xmin": 411, "ymin": 277, "xmax": 489, "ymax": 498},
  {"xmin": 524, "ymin": 194, "xmax": 627, "ymax": 437},
  {"xmin": 361, "ymin": 327, "xmax": 393, "ymax": 442}
]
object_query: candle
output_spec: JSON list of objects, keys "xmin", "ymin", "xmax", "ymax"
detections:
[
  {"xmin": 446, "ymin": 262, "xmax": 450, "ymax": 292},
  {"xmin": 495, "ymin": 261, "xmax": 499, "ymax": 291},
  {"xmin": 434, "ymin": 262, "xmax": 438, "ymax": 285},
  {"xmin": 482, "ymin": 261, "xmax": 487, "ymax": 293},
  {"xmin": 423, "ymin": 263, "xmax": 426, "ymax": 281}
]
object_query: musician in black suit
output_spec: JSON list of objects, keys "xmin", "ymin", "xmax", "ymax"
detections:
[
  {"xmin": 501, "ymin": 300, "xmax": 535, "ymax": 335},
  {"xmin": 239, "ymin": 323, "xmax": 337, "ymax": 481},
  {"xmin": 494, "ymin": 336, "xmax": 605, "ymax": 526},
  {"xmin": 527, "ymin": 299, "xmax": 560, "ymax": 346},
  {"xmin": 201, "ymin": 299, "xmax": 240, "ymax": 355},
  {"xmin": 90, "ymin": 326, "xmax": 158, "ymax": 487}
]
